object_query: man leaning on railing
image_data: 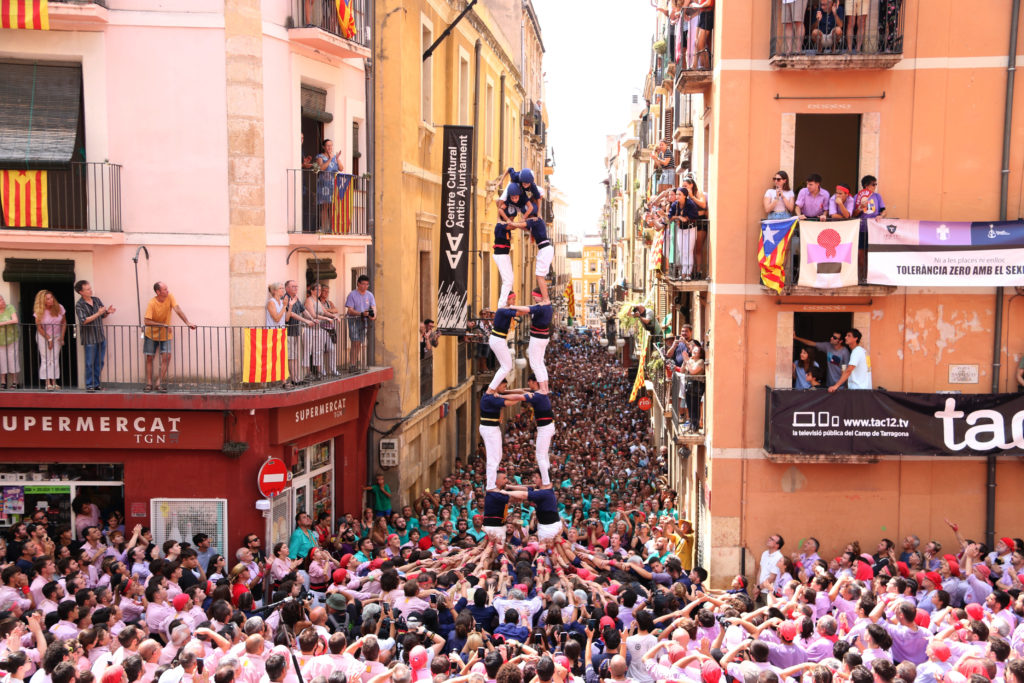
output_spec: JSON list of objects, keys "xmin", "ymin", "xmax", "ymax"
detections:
[{"xmin": 143, "ymin": 281, "xmax": 196, "ymax": 394}]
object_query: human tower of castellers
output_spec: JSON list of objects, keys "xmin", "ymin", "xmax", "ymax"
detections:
[{"xmin": 478, "ymin": 166, "xmax": 560, "ymax": 555}]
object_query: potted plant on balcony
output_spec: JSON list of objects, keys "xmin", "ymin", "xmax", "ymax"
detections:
[{"xmin": 652, "ymin": 39, "xmax": 667, "ymax": 54}]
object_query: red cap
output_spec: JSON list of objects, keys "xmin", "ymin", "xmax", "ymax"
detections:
[
  {"xmin": 387, "ymin": 534, "xmax": 399, "ymax": 542},
  {"xmin": 369, "ymin": 558, "xmax": 386, "ymax": 570},
  {"xmin": 931, "ymin": 642, "xmax": 951, "ymax": 662},
  {"xmin": 409, "ymin": 645, "xmax": 429, "ymax": 678},
  {"xmin": 779, "ymin": 622, "xmax": 798, "ymax": 642},
  {"xmin": 947, "ymin": 559, "xmax": 961, "ymax": 578},
  {"xmin": 599, "ymin": 616, "xmax": 616, "ymax": 629},
  {"xmin": 896, "ymin": 561, "xmax": 910, "ymax": 578},
  {"xmin": 973, "ymin": 563, "xmax": 991, "ymax": 579},
  {"xmin": 332, "ymin": 568, "xmax": 347, "ymax": 584},
  {"xmin": 473, "ymin": 514, "xmax": 482, "ymax": 522},
  {"xmin": 915, "ymin": 571, "xmax": 927, "ymax": 585},
  {"xmin": 578, "ymin": 568, "xmax": 595, "ymax": 581},
  {"xmin": 555, "ymin": 656, "xmax": 572, "ymax": 670},
  {"xmin": 172, "ymin": 593, "xmax": 190, "ymax": 611},
  {"xmin": 339, "ymin": 553, "xmax": 353, "ymax": 567},
  {"xmin": 914, "ymin": 609, "xmax": 930, "ymax": 628},
  {"xmin": 667, "ymin": 644, "xmax": 686, "ymax": 663},
  {"xmin": 1000, "ymin": 537, "xmax": 1015, "ymax": 552},
  {"xmin": 965, "ymin": 603, "xmax": 984, "ymax": 621},
  {"xmin": 925, "ymin": 571, "xmax": 942, "ymax": 589},
  {"xmin": 854, "ymin": 561, "xmax": 874, "ymax": 582},
  {"xmin": 701, "ymin": 661, "xmax": 722, "ymax": 683}
]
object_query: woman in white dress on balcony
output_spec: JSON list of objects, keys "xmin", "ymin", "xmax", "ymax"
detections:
[
  {"xmin": 0, "ymin": 293, "xmax": 20, "ymax": 389},
  {"xmin": 33, "ymin": 289, "xmax": 66, "ymax": 391}
]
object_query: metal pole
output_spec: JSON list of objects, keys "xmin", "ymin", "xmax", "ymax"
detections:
[
  {"xmin": 132, "ymin": 245, "xmax": 150, "ymax": 326},
  {"xmin": 365, "ymin": 0, "xmax": 376, "ymax": 366},
  {"xmin": 472, "ymin": 39, "xmax": 481, "ymax": 320},
  {"xmin": 262, "ymin": 494, "xmax": 273, "ymax": 604}
]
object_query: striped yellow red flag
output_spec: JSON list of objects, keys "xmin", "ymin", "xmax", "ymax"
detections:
[
  {"xmin": 242, "ymin": 328, "xmax": 289, "ymax": 383},
  {"xmin": 565, "ymin": 284, "xmax": 575, "ymax": 320},
  {"xmin": 629, "ymin": 327, "xmax": 649, "ymax": 402},
  {"xmin": 0, "ymin": 170, "xmax": 48, "ymax": 228},
  {"xmin": 334, "ymin": 0, "xmax": 356, "ymax": 39},
  {"xmin": 1, "ymin": 0, "xmax": 49, "ymax": 29}
]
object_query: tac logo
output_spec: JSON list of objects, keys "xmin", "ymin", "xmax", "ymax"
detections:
[{"xmin": 792, "ymin": 411, "xmax": 839, "ymax": 428}]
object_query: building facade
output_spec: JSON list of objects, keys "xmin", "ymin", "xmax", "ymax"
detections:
[
  {"xmin": 0, "ymin": 0, "xmax": 388, "ymax": 548},
  {"xmin": 611, "ymin": 1, "xmax": 1024, "ymax": 582}
]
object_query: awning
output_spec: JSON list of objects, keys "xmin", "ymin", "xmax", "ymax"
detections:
[
  {"xmin": 306, "ymin": 258, "xmax": 337, "ymax": 284},
  {"xmin": 300, "ymin": 85, "xmax": 333, "ymax": 123},
  {"xmin": 3, "ymin": 258, "xmax": 76, "ymax": 284},
  {"xmin": 0, "ymin": 62, "xmax": 82, "ymax": 164}
]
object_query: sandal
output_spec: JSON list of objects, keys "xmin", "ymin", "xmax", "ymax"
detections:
[
  {"xmin": 156, "ymin": 385, "xmax": 168, "ymax": 393},
  {"xmin": 144, "ymin": 384, "xmax": 153, "ymax": 393}
]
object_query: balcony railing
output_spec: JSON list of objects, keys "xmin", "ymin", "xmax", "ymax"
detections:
[
  {"xmin": 0, "ymin": 163, "xmax": 121, "ymax": 232},
  {"xmin": 769, "ymin": 0, "xmax": 905, "ymax": 64},
  {"xmin": 667, "ymin": 9, "xmax": 714, "ymax": 88},
  {"xmin": 52, "ymin": 0, "xmax": 106, "ymax": 5},
  {"xmin": 659, "ymin": 218, "xmax": 711, "ymax": 282},
  {"xmin": 420, "ymin": 353, "xmax": 433, "ymax": 405},
  {"xmin": 651, "ymin": 344, "xmax": 706, "ymax": 435},
  {"xmin": 0, "ymin": 320, "xmax": 372, "ymax": 393},
  {"xmin": 286, "ymin": 170, "xmax": 369, "ymax": 235},
  {"xmin": 290, "ymin": 0, "xmax": 370, "ymax": 48}
]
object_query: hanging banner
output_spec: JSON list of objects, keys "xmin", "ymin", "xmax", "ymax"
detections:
[
  {"xmin": 798, "ymin": 219, "xmax": 860, "ymax": 288},
  {"xmin": 766, "ymin": 388, "xmax": 1024, "ymax": 456},
  {"xmin": 867, "ymin": 219, "xmax": 1024, "ymax": 287},
  {"xmin": 436, "ymin": 125, "xmax": 473, "ymax": 333},
  {"xmin": 629, "ymin": 327, "xmax": 649, "ymax": 402}
]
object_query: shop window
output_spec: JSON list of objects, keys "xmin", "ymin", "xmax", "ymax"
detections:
[
  {"xmin": 0, "ymin": 464, "xmax": 123, "ymax": 540},
  {"xmin": 149, "ymin": 498, "xmax": 227, "ymax": 558}
]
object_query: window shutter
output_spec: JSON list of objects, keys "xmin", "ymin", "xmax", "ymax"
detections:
[
  {"xmin": 0, "ymin": 62, "xmax": 82, "ymax": 164},
  {"xmin": 150, "ymin": 499, "xmax": 228, "ymax": 558},
  {"xmin": 300, "ymin": 85, "xmax": 333, "ymax": 123}
]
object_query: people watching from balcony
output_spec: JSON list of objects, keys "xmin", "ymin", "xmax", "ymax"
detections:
[
  {"xmin": 681, "ymin": 173, "xmax": 709, "ymax": 279},
  {"xmin": 794, "ymin": 330, "xmax": 851, "ymax": 390},
  {"xmin": 829, "ymin": 184, "xmax": 855, "ymax": 219},
  {"xmin": 793, "ymin": 346, "xmax": 822, "ymax": 389},
  {"xmin": 764, "ymin": 170, "xmax": 797, "ymax": 218},
  {"xmin": 284, "ymin": 279, "xmax": 314, "ymax": 387},
  {"xmin": 266, "ymin": 282, "xmax": 286, "ymax": 328},
  {"xmin": 682, "ymin": 342, "xmax": 705, "ymax": 433},
  {"xmin": 420, "ymin": 318, "xmax": 440, "ymax": 359},
  {"xmin": 0, "ymin": 293, "xmax": 21, "ymax": 390},
  {"xmin": 853, "ymin": 174, "xmax": 887, "ymax": 219},
  {"xmin": 32, "ymin": 289, "xmax": 66, "ymax": 392},
  {"xmin": 796, "ymin": 173, "xmax": 830, "ymax": 220},
  {"xmin": 315, "ymin": 138, "xmax": 344, "ymax": 232},
  {"xmin": 828, "ymin": 328, "xmax": 872, "ymax": 391},
  {"xmin": 654, "ymin": 141, "xmax": 675, "ymax": 188},
  {"xmin": 811, "ymin": 0, "xmax": 845, "ymax": 52},
  {"xmin": 303, "ymin": 282, "xmax": 334, "ymax": 379},
  {"xmin": 691, "ymin": 0, "xmax": 715, "ymax": 69},
  {"xmin": 143, "ymin": 281, "xmax": 196, "ymax": 393},
  {"xmin": 779, "ymin": 0, "xmax": 809, "ymax": 54},
  {"xmin": 345, "ymin": 274, "xmax": 376, "ymax": 369},
  {"xmin": 74, "ymin": 280, "xmax": 116, "ymax": 393},
  {"xmin": 846, "ymin": 0, "xmax": 878, "ymax": 53},
  {"xmin": 319, "ymin": 283, "xmax": 342, "ymax": 376}
]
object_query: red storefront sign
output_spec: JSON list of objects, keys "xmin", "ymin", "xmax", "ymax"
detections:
[
  {"xmin": 271, "ymin": 392, "xmax": 358, "ymax": 444},
  {"xmin": 0, "ymin": 410, "xmax": 225, "ymax": 449}
]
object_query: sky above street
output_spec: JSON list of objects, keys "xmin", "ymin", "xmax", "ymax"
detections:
[{"xmin": 534, "ymin": 0, "xmax": 657, "ymax": 239}]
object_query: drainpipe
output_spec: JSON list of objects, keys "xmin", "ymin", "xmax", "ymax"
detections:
[
  {"xmin": 988, "ymin": 0, "xmax": 1019, "ymax": 548},
  {"xmin": 472, "ymin": 39, "xmax": 481, "ymax": 320},
  {"xmin": 365, "ymin": 0, "xmax": 376, "ymax": 366}
]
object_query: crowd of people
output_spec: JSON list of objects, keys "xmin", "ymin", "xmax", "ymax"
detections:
[
  {"xmin": 3, "ymin": 329, "xmax": 1024, "ymax": 683},
  {"xmin": 640, "ymin": 170, "xmax": 710, "ymax": 281}
]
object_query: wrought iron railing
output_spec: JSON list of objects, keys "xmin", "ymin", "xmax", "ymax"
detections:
[
  {"xmin": 778, "ymin": 219, "xmax": 869, "ymax": 290},
  {"xmin": 290, "ymin": 0, "xmax": 370, "ymax": 47},
  {"xmin": 0, "ymin": 162, "xmax": 121, "ymax": 232},
  {"xmin": 669, "ymin": 6, "xmax": 714, "ymax": 73},
  {"xmin": 0, "ymin": 319, "xmax": 373, "ymax": 393},
  {"xmin": 286, "ymin": 170, "xmax": 369, "ymax": 235},
  {"xmin": 660, "ymin": 218, "xmax": 711, "ymax": 281},
  {"xmin": 769, "ymin": 0, "xmax": 905, "ymax": 57}
]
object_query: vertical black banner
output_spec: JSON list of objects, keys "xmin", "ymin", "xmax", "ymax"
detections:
[{"xmin": 437, "ymin": 125, "xmax": 473, "ymax": 333}]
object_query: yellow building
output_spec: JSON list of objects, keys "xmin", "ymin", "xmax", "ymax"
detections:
[{"xmin": 372, "ymin": 0, "xmax": 546, "ymax": 504}]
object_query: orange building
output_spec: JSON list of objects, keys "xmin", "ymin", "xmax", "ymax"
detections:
[{"xmin": 621, "ymin": 1, "xmax": 1024, "ymax": 584}]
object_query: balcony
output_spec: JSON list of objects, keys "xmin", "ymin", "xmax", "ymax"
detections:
[
  {"xmin": 664, "ymin": 15, "xmax": 713, "ymax": 93},
  {"xmin": 656, "ymin": 218, "xmax": 711, "ymax": 290},
  {"xmin": 420, "ymin": 353, "xmax": 433, "ymax": 405},
  {"xmin": 0, "ymin": 319, "xmax": 374, "ymax": 394},
  {"xmin": 765, "ymin": 218, "xmax": 895, "ymax": 296},
  {"xmin": 286, "ymin": 170, "xmax": 369, "ymax": 236},
  {"xmin": 0, "ymin": 163, "xmax": 121, "ymax": 233},
  {"xmin": 648, "ymin": 343, "xmax": 706, "ymax": 444},
  {"xmin": 769, "ymin": 0, "xmax": 905, "ymax": 69},
  {"xmin": 288, "ymin": 0, "xmax": 370, "ymax": 58}
]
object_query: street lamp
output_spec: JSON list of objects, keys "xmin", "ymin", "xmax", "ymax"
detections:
[{"xmin": 606, "ymin": 345, "xmax": 615, "ymax": 355}]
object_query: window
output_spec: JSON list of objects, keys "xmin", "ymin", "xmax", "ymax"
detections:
[
  {"xmin": 589, "ymin": 282, "xmax": 596, "ymax": 296},
  {"xmin": 150, "ymin": 499, "xmax": 227, "ymax": 558},
  {"xmin": 419, "ymin": 251, "xmax": 431, "ymax": 322},
  {"xmin": 485, "ymin": 81, "xmax": 494, "ymax": 158},
  {"xmin": 589, "ymin": 261, "xmax": 598, "ymax": 273},
  {"xmin": 459, "ymin": 54, "xmax": 470, "ymax": 126},
  {"xmin": 421, "ymin": 20, "xmax": 433, "ymax": 123}
]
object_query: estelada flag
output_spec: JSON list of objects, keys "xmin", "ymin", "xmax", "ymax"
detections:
[
  {"xmin": 0, "ymin": 170, "xmax": 48, "ymax": 228},
  {"xmin": 757, "ymin": 217, "xmax": 797, "ymax": 293},
  {"xmin": 242, "ymin": 328, "xmax": 289, "ymax": 383},
  {"xmin": 331, "ymin": 173, "xmax": 353, "ymax": 234},
  {"xmin": 798, "ymin": 219, "xmax": 860, "ymax": 289},
  {"xmin": 335, "ymin": 0, "xmax": 356, "ymax": 39},
  {"xmin": 1, "ymin": 0, "xmax": 49, "ymax": 29}
]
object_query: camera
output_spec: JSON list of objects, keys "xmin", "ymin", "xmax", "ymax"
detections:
[
  {"xmin": 395, "ymin": 616, "xmax": 407, "ymax": 631},
  {"xmin": 381, "ymin": 617, "xmax": 391, "ymax": 631},
  {"xmin": 368, "ymin": 306, "xmax": 375, "ymax": 318}
]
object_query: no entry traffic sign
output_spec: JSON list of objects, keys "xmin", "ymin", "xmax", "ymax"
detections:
[{"xmin": 258, "ymin": 458, "xmax": 289, "ymax": 498}]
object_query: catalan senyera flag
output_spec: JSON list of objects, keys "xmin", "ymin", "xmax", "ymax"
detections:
[
  {"xmin": 650, "ymin": 227, "xmax": 665, "ymax": 271},
  {"xmin": 565, "ymin": 283, "xmax": 575, "ymax": 320},
  {"xmin": 335, "ymin": 0, "xmax": 356, "ymax": 39},
  {"xmin": 331, "ymin": 173, "xmax": 353, "ymax": 234},
  {"xmin": 629, "ymin": 327, "xmax": 649, "ymax": 403},
  {"xmin": 757, "ymin": 217, "xmax": 798, "ymax": 293},
  {"xmin": 1, "ymin": 0, "xmax": 49, "ymax": 30},
  {"xmin": 242, "ymin": 328, "xmax": 289, "ymax": 383},
  {"xmin": 0, "ymin": 170, "xmax": 48, "ymax": 228}
]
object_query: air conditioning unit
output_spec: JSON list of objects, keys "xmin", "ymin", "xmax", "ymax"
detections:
[{"xmin": 379, "ymin": 439, "xmax": 399, "ymax": 468}]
